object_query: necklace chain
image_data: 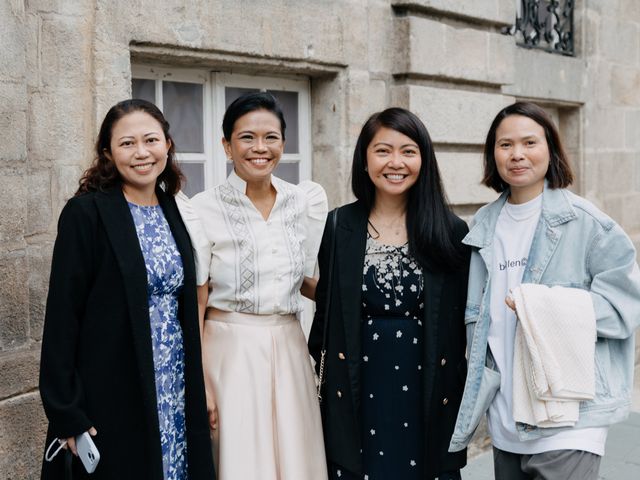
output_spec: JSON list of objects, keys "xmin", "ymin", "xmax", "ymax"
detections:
[{"xmin": 368, "ymin": 210, "xmax": 405, "ymax": 237}]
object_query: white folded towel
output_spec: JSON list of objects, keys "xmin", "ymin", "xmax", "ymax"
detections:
[{"xmin": 512, "ymin": 284, "xmax": 597, "ymax": 428}]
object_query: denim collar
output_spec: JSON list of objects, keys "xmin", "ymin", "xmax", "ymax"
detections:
[{"xmin": 463, "ymin": 181, "xmax": 577, "ymax": 249}]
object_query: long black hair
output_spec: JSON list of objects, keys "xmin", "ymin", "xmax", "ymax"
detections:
[{"xmin": 351, "ymin": 108, "xmax": 463, "ymax": 271}]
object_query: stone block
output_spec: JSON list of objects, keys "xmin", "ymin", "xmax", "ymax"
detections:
[
  {"xmin": 0, "ymin": 0, "xmax": 26, "ymax": 82},
  {"xmin": 437, "ymin": 152, "xmax": 499, "ymax": 205},
  {"xmin": 0, "ymin": 110, "xmax": 27, "ymax": 166},
  {"xmin": 502, "ymin": 48, "xmax": 586, "ymax": 104},
  {"xmin": 625, "ymin": 110, "xmax": 640, "ymax": 151},
  {"xmin": 596, "ymin": 153, "xmax": 636, "ymax": 195},
  {"xmin": 582, "ymin": 8, "xmax": 600, "ymax": 58},
  {"xmin": 25, "ymin": 0, "xmax": 89, "ymax": 16},
  {"xmin": 391, "ymin": 84, "xmax": 514, "ymax": 144},
  {"xmin": 0, "ymin": 392, "xmax": 47, "ymax": 480},
  {"xmin": 600, "ymin": 16, "xmax": 639, "ymax": 65},
  {"xmin": 28, "ymin": 89, "xmax": 94, "ymax": 168},
  {"xmin": 0, "ymin": 346, "xmax": 40, "ymax": 400},
  {"xmin": 621, "ymin": 0, "xmax": 640, "ymax": 23},
  {"xmin": 391, "ymin": 0, "xmax": 515, "ymax": 26},
  {"xmin": 583, "ymin": 107, "xmax": 626, "ymax": 151},
  {"xmin": 52, "ymin": 164, "xmax": 84, "ymax": 218},
  {"xmin": 39, "ymin": 13, "xmax": 92, "ymax": 89},
  {"xmin": 0, "ymin": 252, "xmax": 29, "ymax": 350},
  {"xmin": 28, "ymin": 242, "xmax": 54, "ymax": 342},
  {"xmin": 395, "ymin": 16, "xmax": 515, "ymax": 85},
  {"xmin": 0, "ymin": 175, "xmax": 27, "ymax": 251},
  {"xmin": 27, "ymin": 168, "xmax": 53, "ymax": 237},
  {"xmin": 367, "ymin": 0, "xmax": 395, "ymax": 73},
  {"xmin": 611, "ymin": 65, "xmax": 640, "ymax": 106},
  {"xmin": 347, "ymin": 71, "xmax": 388, "ymax": 138}
]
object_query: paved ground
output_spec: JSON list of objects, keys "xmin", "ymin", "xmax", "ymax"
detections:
[{"xmin": 462, "ymin": 369, "xmax": 640, "ymax": 479}]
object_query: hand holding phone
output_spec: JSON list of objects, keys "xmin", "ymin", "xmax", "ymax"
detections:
[{"xmin": 75, "ymin": 431, "xmax": 100, "ymax": 473}]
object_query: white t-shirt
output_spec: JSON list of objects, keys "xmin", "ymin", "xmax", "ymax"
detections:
[
  {"xmin": 178, "ymin": 170, "xmax": 328, "ymax": 315},
  {"xmin": 487, "ymin": 193, "xmax": 608, "ymax": 455}
]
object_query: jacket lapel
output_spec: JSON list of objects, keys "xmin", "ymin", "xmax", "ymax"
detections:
[
  {"xmin": 94, "ymin": 187, "xmax": 160, "ymax": 444},
  {"xmin": 336, "ymin": 204, "xmax": 368, "ymax": 412},
  {"xmin": 422, "ymin": 267, "xmax": 444, "ymax": 412}
]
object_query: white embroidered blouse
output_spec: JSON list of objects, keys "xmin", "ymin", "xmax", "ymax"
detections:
[{"xmin": 177, "ymin": 170, "xmax": 328, "ymax": 315}]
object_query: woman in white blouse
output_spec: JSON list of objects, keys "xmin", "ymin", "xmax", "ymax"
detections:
[{"xmin": 178, "ymin": 92, "xmax": 328, "ymax": 480}]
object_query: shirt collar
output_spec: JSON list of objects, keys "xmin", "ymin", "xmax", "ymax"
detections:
[{"xmin": 226, "ymin": 169, "xmax": 281, "ymax": 195}]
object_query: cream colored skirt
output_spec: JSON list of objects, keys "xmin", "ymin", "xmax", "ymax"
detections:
[{"xmin": 202, "ymin": 308, "xmax": 328, "ymax": 480}]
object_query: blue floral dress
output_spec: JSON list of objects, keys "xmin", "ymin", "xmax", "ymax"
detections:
[{"xmin": 129, "ymin": 203, "xmax": 188, "ymax": 480}]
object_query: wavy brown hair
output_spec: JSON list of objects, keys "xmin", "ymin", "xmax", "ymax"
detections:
[{"xmin": 76, "ymin": 99, "xmax": 183, "ymax": 196}]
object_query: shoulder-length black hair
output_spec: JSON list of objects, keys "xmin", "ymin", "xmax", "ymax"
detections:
[
  {"xmin": 482, "ymin": 101, "xmax": 574, "ymax": 192},
  {"xmin": 222, "ymin": 92, "xmax": 286, "ymax": 141},
  {"xmin": 352, "ymin": 107, "xmax": 463, "ymax": 271},
  {"xmin": 76, "ymin": 99, "xmax": 182, "ymax": 196}
]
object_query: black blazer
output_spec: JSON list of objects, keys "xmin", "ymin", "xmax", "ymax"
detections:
[
  {"xmin": 39, "ymin": 186, "xmax": 215, "ymax": 480},
  {"xmin": 308, "ymin": 201, "xmax": 470, "ymax": 479}
]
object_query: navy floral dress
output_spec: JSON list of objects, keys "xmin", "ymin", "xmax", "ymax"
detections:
[
  {"xmin": 331, "ymin": 236, "xmax": 425, "ymax": 480},
  {"xmin": 129, "ymin": 203, "xmax": 188, "ymax": 480}
]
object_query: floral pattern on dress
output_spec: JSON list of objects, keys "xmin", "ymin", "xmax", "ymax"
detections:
[
  {"xmin": 129, "ymin": 203, "xmax": 188, "ymax": 480},
  {"xmin": 331, "ymin": 236, "xmax": 424, "ymax": 480}
]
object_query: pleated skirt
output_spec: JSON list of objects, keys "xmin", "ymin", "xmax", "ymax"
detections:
[{"xmin": 202, "ymin": 308, "xmax": 328, "ymax": 480}]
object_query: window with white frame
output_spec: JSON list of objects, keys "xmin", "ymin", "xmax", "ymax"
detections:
[{"xmin": 131, "ymin": 66, "xmax": 312, "ymax": 198}]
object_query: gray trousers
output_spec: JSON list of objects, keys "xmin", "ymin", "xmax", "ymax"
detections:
[{"xmin": 492, "ymin": 447, "xmax": 602, "ymax": 480}]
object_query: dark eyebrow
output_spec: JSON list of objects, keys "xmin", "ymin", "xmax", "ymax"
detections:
[{"xmin": 144, "ymin": 132, "xmax": 161, "ymax": 137}]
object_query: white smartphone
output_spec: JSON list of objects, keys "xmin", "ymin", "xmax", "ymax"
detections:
[{"xmin": 75, "ymin": 432, "xmax": 100, "ymax": 474}]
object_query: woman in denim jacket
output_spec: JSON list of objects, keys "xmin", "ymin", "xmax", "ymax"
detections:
[{"xmin": 449, "ymin": 102, "xmax": 640, "ymax": 480}]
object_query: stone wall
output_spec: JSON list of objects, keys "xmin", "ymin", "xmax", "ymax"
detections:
[{"xmin": 1, "ymin": 1, "xmax": 640, "ymax": 477}]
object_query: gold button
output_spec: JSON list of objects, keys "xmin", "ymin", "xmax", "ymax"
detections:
[
  {"xmin": 337, "ymin": 390, "xmax": 343, "ymax": 398},
  {"xmin": 440, "ymin": 358, "xmax": 447, "ymax": 366},
  {"xmin": 442, "ymin": 397, "xmax": 448, "ymax": 405},
  {"xmin": 338, "ymin": 352, "xmax": 346, "ymax": 360}
]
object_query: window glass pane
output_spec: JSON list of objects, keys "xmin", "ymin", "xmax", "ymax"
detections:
[
  {"xmin": 132, "ymin": 78, "xmax": 155, "ymax": 104},
  {"xmin": 225, "ymin": 161, "xmax": 299, "ymax": 185},
  {"xmin": 225, "ymin": 87, "xmax": 259, "ymax": 109},
  {"xmin": 267, "ymin": 90, "xmax": 299, "ymax": 154},
  {"xmin": 163, "ymin": 81, "xmax": 204, "ymax": 153},
  {"xmin": 273, "ymin": 162, "xmax": 299, "ymax": 184},
  {"xmin": 179, "ymin": 162, "xmax": 205, "ymax": 197}
]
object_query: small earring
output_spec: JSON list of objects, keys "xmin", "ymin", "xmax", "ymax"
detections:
[{"xmin": 364, "ymin": 166, "xmax": 368, "ymax": 172}]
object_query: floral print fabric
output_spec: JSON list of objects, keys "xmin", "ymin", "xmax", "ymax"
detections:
[
  {"xmin": 331, "ymin": 236, "xmax": 424, "ymax": 480},
  {"xmin": 129, "ymin": 203, "xmax": 187, "ymax": 480}
]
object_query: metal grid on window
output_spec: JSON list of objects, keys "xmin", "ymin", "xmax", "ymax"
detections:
[{"xmin": 504, "ymin": 0, "xmax": 575, "ymax": 56}]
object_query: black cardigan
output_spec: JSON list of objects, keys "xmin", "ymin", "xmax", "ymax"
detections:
[
  {"xmin": 39, "ymin": 187, "xmax": 215, "ymax": 479},
  {"xmin": 308, "ymin": 201, "xmax": 469, "ymax": 479}
]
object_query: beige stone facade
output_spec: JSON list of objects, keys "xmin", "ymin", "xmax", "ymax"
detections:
[{"xmin": 1, "ymin": 0, "xmax": 639, "ymax": 477}]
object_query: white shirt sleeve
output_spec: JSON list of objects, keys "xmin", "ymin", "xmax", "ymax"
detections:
[
  {"xmin": 298, "ymin": 181, "xmax": 328, "ymax": 277},
  {"xmin": 175, "ymin": 190, "xmax": 212, "ymax": 286}
]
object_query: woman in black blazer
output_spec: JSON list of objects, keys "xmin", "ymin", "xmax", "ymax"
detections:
[
  {"xmin": 39, "ymin": 100, "xmax": 215, "ymax": 479},
  {"xmin": 309, "ymin": 108, "xmax": 470, "ymax": 480}
]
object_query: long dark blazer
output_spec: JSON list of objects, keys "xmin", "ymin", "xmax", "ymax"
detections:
[
  {"xmin": 308, "ymin": 201, "xmax": 470, "ymax": 479},
  {"xmin": 39, "ymin": 186, "xmax": 215, "ymax": 480}
]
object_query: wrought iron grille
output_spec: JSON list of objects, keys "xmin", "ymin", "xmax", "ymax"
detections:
[{"xmin": 504, "ymin": 0, "xmax": 575, "ymax": 56}]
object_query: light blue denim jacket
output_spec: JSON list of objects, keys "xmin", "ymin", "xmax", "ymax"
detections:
[{"xmin": 449, "ymin": 185, "xmax": 640, "ymax": 452}]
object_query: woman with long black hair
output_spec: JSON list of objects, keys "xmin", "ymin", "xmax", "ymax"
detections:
[{"xmin": 309, "ymin": 107, "xmax": 469, "ymax": 480}]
